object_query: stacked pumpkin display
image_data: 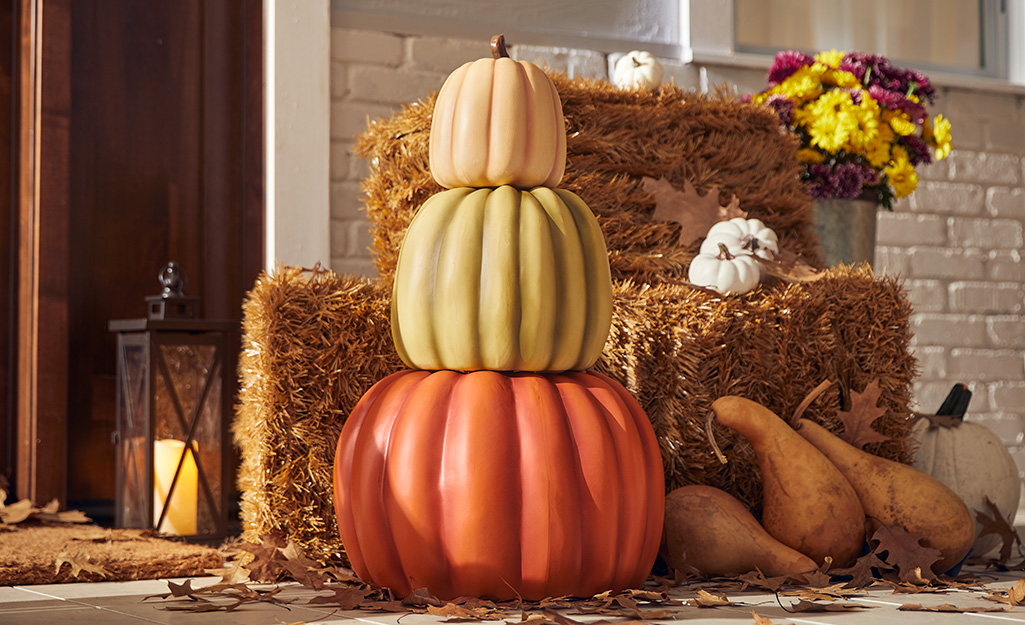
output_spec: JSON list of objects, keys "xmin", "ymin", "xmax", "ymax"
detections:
[{"xmin": 333, "ymin": 36, "xmax": 665, "ymax": 601}]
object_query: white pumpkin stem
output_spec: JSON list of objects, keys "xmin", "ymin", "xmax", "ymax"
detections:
[
  {"xmin": 491, "ymin": 34, "xmax": 510, "ymax": 59},
  {"xmin": 715, "ymin": 242, "xmax": 735, "ymax": 261},
  {"xmin": 632, "ymin": 56, "xmax": 642, "ymax": 68},
  {"xmin": 741, "ymin": 234, "xmax": 761, "ymax": 253}
]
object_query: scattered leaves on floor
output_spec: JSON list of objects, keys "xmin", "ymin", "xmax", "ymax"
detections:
[{"xmin": 0, "ymin": 490, "xmax": 91, "ymax": 527}]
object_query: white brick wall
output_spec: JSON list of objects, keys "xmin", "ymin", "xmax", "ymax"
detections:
[{"xmin": 330, "ymin": 27, "xmax": 1025, "ymax": 466}]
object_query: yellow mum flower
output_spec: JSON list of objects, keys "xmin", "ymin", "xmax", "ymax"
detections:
[
  {"xmin": 885, "ymin": 110, "xmax": 917, "ymax": 136},
  {"xmin": 779, "ymin": 66, "xmax": 826, "ymax": 102},
  {"xmin": 815, "ymin": 49, "xmax": 844, "ymax": 69},
  {"xmin": 803, "ymin": 90, "xmax": 858, "ymax": 153},
  {"xmin": 885, "ymin": 146, "xmax": 919, "ymax": 198},
  {"xmin": 797, "ymin": 148, "xmax": 827, "ymax": 164},
  {"xmin": 928, "ymin": 114, "xmax": 953, "ymax": 160},
  {"xmin": 845, "ymin": 92, "xmax": 881, "ymax": 154},
  {"xmin": 865, "ymin": 124, "xmax": 895, "ymax": 169}
]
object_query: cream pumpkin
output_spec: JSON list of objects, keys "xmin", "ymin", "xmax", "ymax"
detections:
[
  {"xmin": 688, "ymin": 242, "xmax": 761, "ymax": 295},
  {"xmin": 700, "ymin": 217, "xmax": 779, "ymax": 260},
  {"xmin": 429, "ymin": 35, "xmax": 566, "ymax": 190},
  {"xmin": 391, "ymin": 185, "xmax": 612, "ymax": 372},
  {"xmin": 912, "ymin": 402, "xmax": 1022, "ymax": 559},
  {"xmin": 612, "ymin": 50, "xmax": 664, "ymax": 91}
]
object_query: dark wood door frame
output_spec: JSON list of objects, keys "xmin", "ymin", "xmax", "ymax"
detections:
[{"xmin": 15, "ymin": 0, "xmax": 71, "ymax": 505}]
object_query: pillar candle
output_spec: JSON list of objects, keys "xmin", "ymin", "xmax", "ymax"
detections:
[{"xmin": 153, "ymin": 438, "xmax": 198, "ymax": 535}]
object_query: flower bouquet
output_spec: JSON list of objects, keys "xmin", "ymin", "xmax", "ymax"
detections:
[{"xmin": 750, "ymin": 50, "xmax": 952, "ymax": 210}]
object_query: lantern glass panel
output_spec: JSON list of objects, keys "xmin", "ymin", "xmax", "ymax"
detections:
[
  {"xmin": 116, "ymin": 338, "xmax": 149, "ymax": 529},
  {"xmin": 151, "ymin": 341, "xmax": 223, "ymax": 536}
]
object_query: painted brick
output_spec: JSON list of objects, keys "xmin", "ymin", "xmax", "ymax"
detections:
[
  {"xmin": 948, "ymin": 281, "xmax": 1024, "ymax": 314},
  {"xmin": 874, "ymin": 246, "xmax": 910, "ymax": 277},
  {"xmin": 330, "ymin": 101, "xmax": 395, "ymax": 140},
  {"xmin": 657, "ymin": 59, "xmax": 702, "ymax": 91},
  {"xmin": 1005, "ymin": 445, "xmax": 1025, "ymax": 480},
  {"xmin": 949, "ymin": 152, "xmax": 1020, "ymax": 185},
  {"xmin": 407, "ymin": 35, "xmax": 488, "ymax": 73},
  {"xmin": 966, "ymin": 412, "xmax": 1025, "ymax": 445},
  {"xmin": 331, "ymin": 29, "xmax": 404, "ymax": 66},
  {"xmin": 330, "ymin": 219, "xmax": 374, "ymax": 258},
  {"xmin": 330, "ymin": 257, "xmax": 379, "ymax": 278},
  {"xmin": 988, "ymin": 316, "xmax": 1025, "ymax": 349},
  {"xmin": 913, "ymin": 380, "xmax": 961, "ymax": 413},
  {"xmin": 329, "ymin": 181, "xmax": 364, "ymax": 220},
  {"xmin": 948, "ymin": 217, "xmax": 1023, "ymax": 249},
  {"xmin": 989, "ymin": 250, "xmax": 1025, "ymax": 282},
  {"xmin": 908, "ymin": 181, "xmax": 983, "ymax": 215},
  {"xmin": 912, "ymin": 345, "xmax": 947, "ymax": 380},
  {"xmin": 330, "ymin": 140, "xmax": 351, "ymax": 181},
  {"xmin": 987, "ymin": 187, "xmax": 1025, "ymax": 219},
  {"xmin": 910, "ymin": 313, "xmax": 987, "ymax": 348},
  {"xmin": 946, "ymin": 117, "xmax": 985, "ymax": 150},
  {"xmin": 990, "ymin": 383, "xmax": 1025, "ymax": 420},
  {"xmin": 908, "ymin": 247, "xmax": 984, "ymax": 279},
  {"xmin": 987, "ymin": 119, "xmax": 1025, "ymax": 153},
  {"xmin": 917, "ymin": 158, "xmax": 950, "ymax": 182},
  {"xmin": 875, "ymin": 212, "xmax": 946, "ymax": 246},
  {"xmin": 949, "ymin": 348, "xmax": 1025, "ymax": 381},
  {"xmin": 348, "ymin": 65, "xmax": 446, "ymax": 105},
  {"xmin": 946, "ymin": 89, "xmax": 1020, "ymax": 121},
  {"xmin": 905, "ymin": 279, "xmax": 947, "ymax": 312},
  {"xmin": 513, "ymin": 44, "xmax": 607, "ymax": 79}
]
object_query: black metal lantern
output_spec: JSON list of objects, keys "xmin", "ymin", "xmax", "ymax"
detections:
[{"xmin": 109, "ymin": 262, "xmax": 234, "ymax": 539}]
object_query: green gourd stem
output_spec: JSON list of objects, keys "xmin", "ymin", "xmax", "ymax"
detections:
[{"xmin": 491, "ymin": 34, "xmax": 510, "ymax": 59}]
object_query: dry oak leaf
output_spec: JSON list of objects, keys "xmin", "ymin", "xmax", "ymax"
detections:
[
  {"xmin": 976, "ymin": 496, "xmax": 1024, "ymax": 563},
  {"xmin": 828, "ymin": 551, "xmax": 892, "ymax": 589},
  {"xmin": 642, "ymin": 176, "xmax": 745, "ymax": 247},
  {"xmin": 985, "ymin": 578, "xmax": 1025, "ymax": 606},
  {"xmin": 870, "ymin": 524, "xmax": 942, "ymax": 583},
  {"xmin": 751, "ymin": 612, "xmax": 780, "ymax": 625},
  {"xmin": 899, "ymin": 603, "xmax": 1007, "ymax": 613},
  {"xmin": 307, "ymin": 586, "xmax": 372, "ymax": 610},
  {"xmin": 781, "ymin": 599, "xmax": 873, "ymax": 613},
  {"xmin": 838, "ymin": 380, "xmax": 891, "ymax": 449},
  {"xmin": 686, "ymin": 589, "xmax": 734, "ymax": 607},
  {"xmin": 54, "ymin": 548, "xmax": 110, "ymax": 579},
  {"xmin": 754, "ymin": 249, "xmax": 824, "ymax": 284}
]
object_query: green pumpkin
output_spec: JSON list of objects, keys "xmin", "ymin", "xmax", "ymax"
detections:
[{"xmin": 391, "ymin": 185, "xmax": 612, "ymax": 372}]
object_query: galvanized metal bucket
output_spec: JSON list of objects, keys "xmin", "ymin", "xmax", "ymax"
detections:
[{"xmin": 812, "ymin": 198, "xmax": 878, "ymax": 268}]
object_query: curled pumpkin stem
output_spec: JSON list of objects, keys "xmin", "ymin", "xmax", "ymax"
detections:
[
  {"xmin": 491, "ymin": 34, "xmax": 509, "ymax": 59},
  {"xmin": 790, "ymin": 379, "xmax": 834, "ymax": 426},
  {"xmin": 715, "ymin": 242, "xmax": 735, "ymax": 261},
  {"xmin": 706, "ymin": 410, "xmax": 728, "ymax": 464}
]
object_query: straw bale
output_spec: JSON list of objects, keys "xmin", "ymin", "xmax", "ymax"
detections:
[
  {"xmin": 356, "ymin": 74, "xmax": 822, "ymax": 285},
  {"xmin": 235, "ymin": 265, "xmax": 916, "ymax": 562},
  {"xmin": 234, "ymin": 266, "xmax": 402, "ymax": 564}
]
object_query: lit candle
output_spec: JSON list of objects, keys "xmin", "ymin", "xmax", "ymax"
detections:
[{"xmin": 153, "ymin": 439, "xmax": 198, "ymax": 535}]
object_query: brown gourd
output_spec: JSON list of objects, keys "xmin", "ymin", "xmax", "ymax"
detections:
[
  {"xmin": 795, "ymin": 418, "xmax": 974, "ymax": 574},
  {"xmin": 710, "ymin": 396, "xmax": 865, "ymax": 566},
  {"xmin": 663, "ymin": 485, "xmax": 818, "ymax": 577}
]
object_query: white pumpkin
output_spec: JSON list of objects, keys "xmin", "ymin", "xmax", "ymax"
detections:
[
  {"xmin": 612, "ymin": 50, "xmax": 664, "ymax": 90},
  {"xmin": 700, "ymin": 218, "xmax": 779, "ymax": 260},
  {"xmin": 688, "ymin": 242, "xmax": 761, "ymax": 295},
  {"xmin": 911, "ymin": 387, "xmax": 1022, "ymax": 560}
]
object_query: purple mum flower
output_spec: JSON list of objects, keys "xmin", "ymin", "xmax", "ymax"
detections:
[
  {"xmin": 768, "ymin": 50, "xmax": 814, "ymax": 85},
  {"xmin": 901, "ymin": 134, "xmax": 933, "ymax": 166},
  {"xmin": 765, "ymin": 94, "xmax": 795, "ymax": 126}
]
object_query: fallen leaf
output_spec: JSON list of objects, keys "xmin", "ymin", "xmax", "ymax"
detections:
[
  {"xmin": 306, "ymin": 586, "xmax": 372, "ymax": 610},
  {"xmin": 237, "ymin": 533, "xmax": 288, "ymax": 581},
  {"xmin": 167, "ymin": 579, "xmax": 197, "ymax": 597},
  {"xmin": 829, "ymin": 551, "xmax": 892, "ymax": 589},
  {"xmin": 54, "ymin": 549, "xmax": 109, "ymax": 579},
  {"xmin": 898, "ymin": 603, "xmax": 1006, "ymax": 613},
  {"xmin": 754, "ymin": 250, "xmax": 824, "ymax": 283},
  {"xmin": 736, "ymin": 570, "xmax": 790, "ymax": 592},
  {"xmin": 751, "ymin": 612, "xmax": 778, "ymax": 625},
  {"xmin": 404, "ymin": 587, "xmax": 444, "ymax": 608},
  {"xmin": 0, "ymin": 499, "xmax": 34, "ymax": 524},
  {"xmin": 837, "ymin": 380, "xmax": 891, "ymax": 449},
  {"xmin": 975, "ymin": 497, "xmax": 1023, "ymax": 564},
  {"xmin": 35, "ymin": 509, "xmax": 92, "ymax": 524},
  {"xmin": 279, "ymin": 541, "xmax": 330, "ymax": 589},
  {"xmin": 782, "ymin": 599, "xmax": 872, "ymax": 613},
  {"xmin": 870, "ymin": 524, "xmax": 941, "ymax": 583},
  {"xmin": 642, "ymin": 176, "xmax": 745, "ymax": 247},
  {"xmin": 687, "ymin": 589, "xmax": 733, "ymax": 607}
]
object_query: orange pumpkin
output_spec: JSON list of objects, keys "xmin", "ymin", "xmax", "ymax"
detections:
[
  {"xmin": 429, "ymin": 35, "xmax": 566, "ymax": 189},
  {"xmin": 334, "ymin": 369, "xmax": 664, "ymax": 600}
]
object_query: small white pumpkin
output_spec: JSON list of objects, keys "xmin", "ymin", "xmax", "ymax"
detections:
[
  {"xmin": 688, "ymin": 242, "xmax": 761, "ymax": 295},
  {"xmin": 911, "ymin": 385, "xmax": 1022, "ymax": 560},
  {"xmin": 612, "ymin": 50, "xmax": 664, "ymax": 90},
  {"xmin": 700, "ymin": 218, "xmax": 779, "ymax": 260}
]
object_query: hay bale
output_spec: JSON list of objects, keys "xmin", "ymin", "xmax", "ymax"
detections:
[
  {"xmin": 235, "ymin": 266, "xmax": 916, "ymax": 563},
  {"xmin": 357, "ymin": 74, "xmax": 822, "ymax": 285},
  {"xmin": 234, "ymin": 266, "xmax": 402, "ymax": 564}
]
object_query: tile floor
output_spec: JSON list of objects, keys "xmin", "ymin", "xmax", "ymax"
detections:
[{"xmin": 3, "ymin": 572, "xmax": 1025, "ymax": 625}]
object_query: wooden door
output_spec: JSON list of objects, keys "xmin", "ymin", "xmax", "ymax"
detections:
[{"xmin": 6, "ymin": 0, "xmax": 263, "ymax": 514}]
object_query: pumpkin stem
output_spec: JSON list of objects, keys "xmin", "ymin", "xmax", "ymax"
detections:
[
  {"xmin": 741, "ymin": 234, "xmax": 761, "ymax": 253},
  {"xmin": 935, "ymin": 382, "xmax": 971, "ymax": 421},
  {"xmin": 632, "ymin": 56, "xmax": 642, "ymax": 68},
  {"xmin": 491, "ymin": 34, "xmax": 510, "ymax": 59},
  {"xmin": 715, "ymin": 242, "xmax": 735, "ymax": 261},
  {"xmin": 706, "ymin": 410, "xmax": 728, "ymax": 464}
]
